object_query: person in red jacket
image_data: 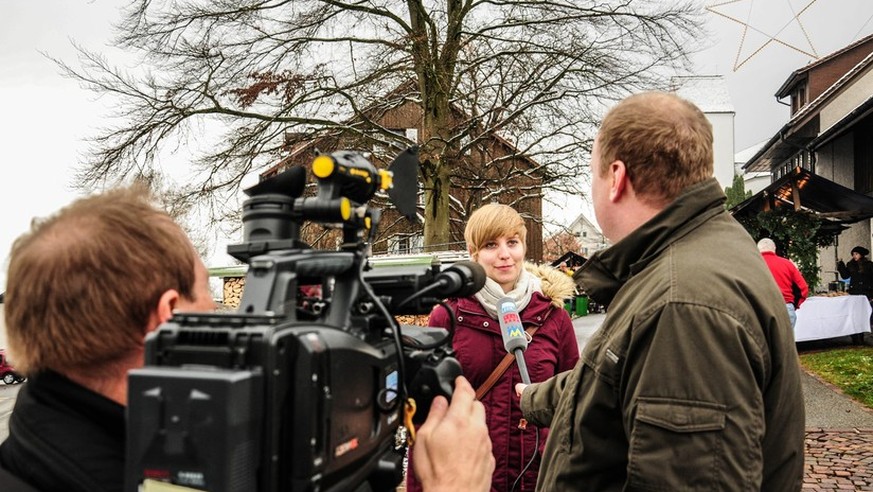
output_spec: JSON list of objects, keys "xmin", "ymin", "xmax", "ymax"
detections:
[
  {"xmin": 757, "ymin": 238, "xmax": 808, "ymax": 328},
  {"xmin": 407, "ymin": 203, "xmax": 580, "ymax": 492}
]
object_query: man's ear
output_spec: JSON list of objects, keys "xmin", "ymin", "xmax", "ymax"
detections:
[
  {"xmin": 608, "ymin": 160, "xmax": 629, "ymax": 202},
  {"xmin": 147, "ymin": 289, "xmax": 181, "ymax": 334}
]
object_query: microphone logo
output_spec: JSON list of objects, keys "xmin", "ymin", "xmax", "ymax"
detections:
[
  {"xmin": 499, "ymin": 300, "xmax": 525, "ymax": 341},
  {"xmin": 501, "ymin": 313, "xmax": 523, "ymax": 338}
]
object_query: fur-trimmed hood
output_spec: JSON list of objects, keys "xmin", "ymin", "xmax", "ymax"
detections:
[{"xmin": 525, "ymin": 262, "xmax": 577, "ymax": 307}]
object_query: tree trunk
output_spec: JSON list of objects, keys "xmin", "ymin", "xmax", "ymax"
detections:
[{"xmin": 423, "ymin": 158, "xmax": 452, "ymax": 250}]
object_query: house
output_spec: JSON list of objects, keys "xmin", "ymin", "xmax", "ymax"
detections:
[
  {"xmin": 566, "ymin": 212, "xmax": 608, "ymax": 257},
  {"xmin": 735, "ymin": 141, "xmax": 770, "ymax": 195},
  {"xmin": 740, "ymin": 33, "xmax": 873, "ymax": 287},
  {"xmin": 550, "ymin": 251, "xmax": 587, "ymax": 269},
  {"xmin": 672, "ymin": 75, "xmax": 736, "ymax": 191},
  {"xmin": 260, "ymin": 86, "xmax": 546, "ymax": 262}
]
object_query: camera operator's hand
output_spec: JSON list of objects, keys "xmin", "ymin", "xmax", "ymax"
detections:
[{"xmin": 413, "ymin": 376, "xmax": 494, "ymax": 492}]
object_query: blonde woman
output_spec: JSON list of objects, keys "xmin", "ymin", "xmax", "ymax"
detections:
[{"xmin": 408, "ymin": 203, "xmax": 579, "ymax": 491}]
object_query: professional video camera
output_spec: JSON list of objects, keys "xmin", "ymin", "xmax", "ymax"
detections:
[{"xmin": 125, "ymin": 147, "xmax": 485, "ymax": 492}]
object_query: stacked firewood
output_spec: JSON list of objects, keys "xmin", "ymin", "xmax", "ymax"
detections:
[
  {"xmin": 222, "ymin": 277, "xmax": 245, "ymax": 308},
  {"xmin": 395, "ymin": 315, "xmax": 430, "ymax": 327},
  {"xmin": 218, "ymin": 278, "xmax": 436, "ymax": 325}
]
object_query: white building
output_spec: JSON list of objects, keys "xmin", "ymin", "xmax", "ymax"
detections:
[
  {"xmin": 672, "ymin": 75, "xmax": 736, "ymax": 191},
  {"xmin": 735, "ymin": 141, "xmax": 770, "ymax": 195},
  {"xmin": 567, "ymin": 213, "xmax": 608, "ymax": 257}
]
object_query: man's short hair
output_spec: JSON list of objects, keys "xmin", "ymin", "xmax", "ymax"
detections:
[
  {"xmin": 464, "ymin": 203, "xmax": 527, "ymax": 257},
  {"xmin": 4, "ymin": 185, "xmax": 199, "ymax": 374},
  {"xmin": 596, "ymin": 91, "xmax": 714, "ymax": 206},
  {"xmin": 757, "ymin": 238, "xmax": 777, "ymax": 253}
]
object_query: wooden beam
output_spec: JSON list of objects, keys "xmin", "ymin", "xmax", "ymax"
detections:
[{"xmin": 792, "ymin": 180, "xmax": 801, "ymax": 211}]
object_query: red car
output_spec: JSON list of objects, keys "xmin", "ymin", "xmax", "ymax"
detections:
[{"xmin": 0, "ymin": 349, "xmax": 25, "ymax": 384}]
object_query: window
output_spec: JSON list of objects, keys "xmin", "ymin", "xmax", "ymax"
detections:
[
  {"xmin": 775, "ymin": 150, "xmax": 814, "ymax": 179},
  {"xmin": 459, "ymin": 133, "xmax": 471, "ymax": 155},
  {"xmin": 791, "ymin": 83, "xmax": 807, "ymax": 115},
  {"xmin": 388, "ymin": 233, "xmax": 423, "ymax": 254},
  {"xmin": 373, "ymin": 128, "xmax": 409, "ymax": 154}
]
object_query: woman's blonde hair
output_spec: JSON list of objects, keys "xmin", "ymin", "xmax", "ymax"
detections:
[{"xmin": 464, "ymin": 203, "xmax": 527, "ymax": 257}]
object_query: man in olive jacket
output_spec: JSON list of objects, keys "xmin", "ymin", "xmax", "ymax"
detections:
[{"xmin": 517, "ymin": 92, "xmax": 805, "ymax": 491}]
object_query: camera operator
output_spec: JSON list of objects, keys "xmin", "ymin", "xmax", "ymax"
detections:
[
  {"xmin": 0, "ymin": 185, "xmax": 216, "ymax": 492},
  {"xmin": 0, "ymin": 185, "xmax": 494, "ymax": 492}
]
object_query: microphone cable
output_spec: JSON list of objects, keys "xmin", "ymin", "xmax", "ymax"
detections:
[{"xmin": 510, "ymin": 426, "xmax": 540, "ymax": 492}]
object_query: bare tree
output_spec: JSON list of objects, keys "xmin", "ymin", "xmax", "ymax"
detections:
[
  {"xmin": 59, "ymin": 0, "xmax": 704, "ymax": 247},
  {"xmin": 132, "ymin": 169, "xmax": 214, "ymax": 259},
  {"xmin": 543, "ymin": 231, "xmax": 582, "ymax": 264}
]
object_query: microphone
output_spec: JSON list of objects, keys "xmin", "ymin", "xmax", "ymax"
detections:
[
  {"xmin": 432, "ymin": 261, "xmax": 486, "ymax": 298},
  {"xmin": 393, "ymin": 261, "xmax": 486, "ymax": 312},
  {"xmin": 497, "ymin": 297, "xmax": 531, "ymax": 384}
]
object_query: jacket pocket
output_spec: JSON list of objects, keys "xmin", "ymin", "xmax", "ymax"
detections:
[{"xmin": 629, "ymin": 398, "xmax": 727, "ymax": 491}]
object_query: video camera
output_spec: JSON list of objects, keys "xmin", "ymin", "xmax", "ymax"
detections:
[{"xmin": 125, "ymin": 147, "xmax": 485, "ymax": 492}]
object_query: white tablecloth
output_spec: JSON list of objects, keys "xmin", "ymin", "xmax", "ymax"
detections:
[{"xmin": 794, "ymin": 295, "xmax": 872, "ymax": 342}]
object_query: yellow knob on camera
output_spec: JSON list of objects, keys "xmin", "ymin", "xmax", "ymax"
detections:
[
  {"xmin": 379, "ymin": 169, "xmax": 393, "ymax": 190},
  {"xmin": 312, "ymin": 155, "xmax": 334, "ymax": 178},
  {"xmin": 340, "ymin": 198, "xmax": 351, "ymax": 221}
]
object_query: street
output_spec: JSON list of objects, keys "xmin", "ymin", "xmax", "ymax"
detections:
[{"xmin": 572, "ymin": 312, "xmax": 605, "ymax": 351}]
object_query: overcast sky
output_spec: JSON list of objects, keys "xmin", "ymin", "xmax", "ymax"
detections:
[{"xmin": 2, "ymin": 0, "xmax": 873, "ymax": 290}]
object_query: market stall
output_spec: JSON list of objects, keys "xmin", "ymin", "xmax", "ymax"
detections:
[{"xmin": 794, "ymin": 294, "xmax": 872, "ymax": 342}]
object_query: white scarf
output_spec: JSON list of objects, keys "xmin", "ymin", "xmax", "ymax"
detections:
[{"xmin": 474, "ymin": 266, "xmax": 542, "ymax": 319}]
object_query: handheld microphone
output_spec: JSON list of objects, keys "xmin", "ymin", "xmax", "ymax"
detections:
[
  {"xmin": 497, "ymin": 297, "xmax": 531, "ymax": 384},
  {"xmin": 432, "ymin": 261, "xmax": 486, "ymax": 298}
]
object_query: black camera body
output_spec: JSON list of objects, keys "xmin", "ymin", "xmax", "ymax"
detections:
[{"xmin": 125, "ymin": 148, "xmax": 472, "ymax": 492}]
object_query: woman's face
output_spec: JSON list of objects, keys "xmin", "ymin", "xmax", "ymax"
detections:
[
  {"xmin": 853, "ymin": 252, "xmax": 863, "ymax": 261},
  {"xmin": 473, "ymin": 233, "xmax": 526, "ymax": 293}
]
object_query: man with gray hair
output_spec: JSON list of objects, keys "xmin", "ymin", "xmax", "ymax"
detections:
[{"xmin": 757, "ymin": 237, "xmax": 808, "ymax": 327}]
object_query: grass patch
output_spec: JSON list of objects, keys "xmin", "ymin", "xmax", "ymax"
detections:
[{"xmin": 799, "ymin": 347, "xmax": 873, "ymax": 409}]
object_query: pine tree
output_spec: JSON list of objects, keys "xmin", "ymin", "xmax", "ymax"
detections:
[{"xmin": 724, "ymin": 173, "xmax": 752, "ymax": 209}]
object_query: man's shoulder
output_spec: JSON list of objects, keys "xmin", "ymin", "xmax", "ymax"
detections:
[
  {"xmin": 657, "ymin": 225, "xmax": 785, "ymax": 313},
  {"xmin": 767, "ymin": 254, "xmax": 798, "ymax": 269}
]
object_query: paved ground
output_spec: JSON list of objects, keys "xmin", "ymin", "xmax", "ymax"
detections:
[
  {"xmin": 797, "ymin": 340, "xmax": 873, "ymax": 491},
  {"xmin": 572, "ymin": 313, "xmax": 873, "ymax": 490}
]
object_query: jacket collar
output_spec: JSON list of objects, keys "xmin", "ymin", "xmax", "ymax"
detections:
[
  {"xmin": 575, "ymin": 178, "xmax": 726, "ymax": 307},
  {"xmin": 454, "ymin": 290, "xmax": 554, "ymax": 326}
]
